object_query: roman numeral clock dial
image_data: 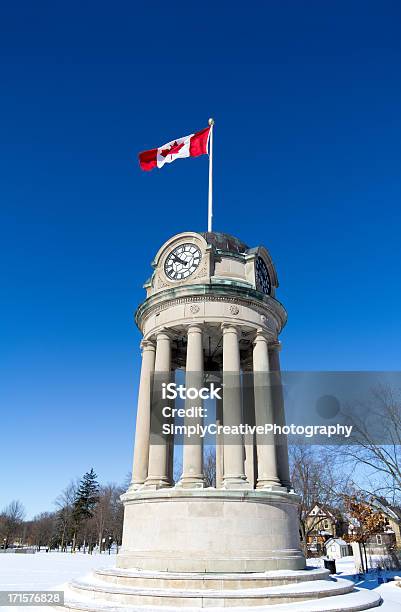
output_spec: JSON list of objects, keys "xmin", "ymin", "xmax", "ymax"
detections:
[{"xmin": 164, "ymin": 243, "xmax": 202, "ymax": 281}]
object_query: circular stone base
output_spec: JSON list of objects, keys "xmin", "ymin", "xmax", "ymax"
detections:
[
  {"xmin": 118, "ymin": 488, "xmax": 305, "ymax": 573},
  {"xmin": 64, "ymin": 567, "xmax": 382, "ymax": 611}
]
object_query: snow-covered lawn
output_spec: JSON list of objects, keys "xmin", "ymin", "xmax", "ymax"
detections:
[
  {"xmin": 0, "ymin": 551, "xmax": 116, "ymax": 590},
  {"xmin": 307, "ymin": 555, "xmax": 401, "ymax": 610},
  {"xmin": 0, "ymin": 552, "xmax": 400, "ymax": 610},
  {"xmin": 0, "ymin": 552, "xmax": 116, "ymax": 611},
  {"xmin": 377, "ymin": 582, "xmax": 401, "ymax": 610},
  {"xmin": 308, "ymin": 554, "xmax": 399, "ymax": 576}
]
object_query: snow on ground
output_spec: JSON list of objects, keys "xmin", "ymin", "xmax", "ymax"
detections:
[
  {"xmin": 376, "ymin": 582, "xmax": 401, "ymax": 610},
  {"xmin": 0, "ymin": 552, "xmax": 116, "ymax": 611},
  {"xmin": 0, "ymin": 552, "xmax": 400, "ymax": 610},
  {"xmin": 307, "ymin": 555, "xmax": 357, "ymax": 575},
  {"xmin": 0, "ymin": 551, "xmax": 116, "ymax": 590},
  {"xmin": 307, "ymin": 555, "xmax": 401, "ymax": 610},
  {"xmin": 307, "ymin": 554, "xmax": 398, "ymax": 576}
]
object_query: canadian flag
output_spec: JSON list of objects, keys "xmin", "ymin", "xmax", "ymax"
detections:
[{"xmin": 138, "ymin": 127, "xmax": 210, "ymax": 171}]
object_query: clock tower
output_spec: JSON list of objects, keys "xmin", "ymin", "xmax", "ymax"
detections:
[
  {"xmin": 64, "ymin": 231, "xmax": 382, "ymax": 611},
  {"xmin": 127, "ymin": 230, "xmax": 292, "ymax": 500}
]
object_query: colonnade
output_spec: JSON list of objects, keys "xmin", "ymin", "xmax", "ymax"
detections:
[{"xmin": 130, "ymin": 323, "xmax": 291, "ymax": 491}]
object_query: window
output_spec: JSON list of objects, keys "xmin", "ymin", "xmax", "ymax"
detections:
[
  {"xmin": 376, "ymin": 535, "xmax": 383, "ymax": 545},
  {"xmin": 323, "ymin": 521, "xmax": 330, "ymax": 530}
]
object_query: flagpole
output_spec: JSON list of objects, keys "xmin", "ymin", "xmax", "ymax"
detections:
[{"xmin": 208, "ymin": 118, "xmax": 214, "ymax": 232}]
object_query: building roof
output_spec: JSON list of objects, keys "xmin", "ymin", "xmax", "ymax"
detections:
[
  {"xmin": 325, "ymin": 538, "xmax": 348, "ymax": 547},
  {"xmin": 373, "ymin": 498, "xmax": 401, "ymax": 522},
  {"xmin": 308, "ymin": 505, "xmax": 336, "ymax": 519}
]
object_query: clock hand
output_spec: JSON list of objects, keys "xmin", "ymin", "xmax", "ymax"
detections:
[{"xmin": 173, "ymin": 255, "xmax": 188, "ymax": 266}]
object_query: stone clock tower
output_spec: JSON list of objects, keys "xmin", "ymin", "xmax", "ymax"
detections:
[
  {"xmin": 128, "ymin": 231, "xmax": 292, "ymax": 500},
  {"xmin": 65, "ymin": 231, "xmax": 381, "ymax": 611}
]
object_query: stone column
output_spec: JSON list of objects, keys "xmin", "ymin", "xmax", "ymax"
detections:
[
  {"xmin": 242, "ymin": 361, "xmax": 257, "ymax": 489},
  {"xmin": 144, "ymin": 331, "xmax": 172, "ymax": 489},
  {"xmin": 215, "ymin": 395, "xmax": 224, "ymax": 488},
  {"xmin": 130, "ymin": 339, "xmax": 156, "ymax": 489},
  {"xmin": 253, "ymin": 330, "xmax": 282, "ymax": 489},
  {"xmin": 221, "ymin": 323, "xmax": 249, "ymax": 489},
  {"xmin": 178, "ymin": 324, "xmax": 205, "ymax": 488},
  {"xmin": 166, "ymin": 366, "xmax": 175, "ymax": 486},
  {"xmin": 269, "ymin": 343, "xmax": 291, "ymax": 489}
]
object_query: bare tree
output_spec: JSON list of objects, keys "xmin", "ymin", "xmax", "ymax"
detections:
[
  {"xmin": 30, "ymin": 512, "xmax": 56, "ymax": 551},
  {"xmin": 54, "ymin": 481, "xmax": 78, "ymax": 551},
  {"xmin": 341, "ymin": 385, "xmax": 401, "ymax": 507},
  {"xmin": 203, "ymin": 447, "xmax": 216, "ymax": 488},
  {"xmin": 93, "ymin": 485, "xmax": 114, "ymax": 553},
  {"xmin": 0, "ymin": 500, "xmax": 25, "ymax": 548},
  {"xmin": 110, "ymin": 485, "xmax": 125, "ymax": 552},
  {"xmin": 289, "ymin": 445, "xmax": 347, "ymax": 556}
]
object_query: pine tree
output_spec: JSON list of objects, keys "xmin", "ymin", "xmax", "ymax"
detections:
[
  {"xmin": 72, "ymin": 469, "xmax": 99, "ymax": 551},
  {"xmin": 73, "ymin": 469, "xmax": 99, "ymax": 520}
]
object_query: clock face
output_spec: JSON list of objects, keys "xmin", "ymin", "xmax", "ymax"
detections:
[
  {"xmin": 255, "ymin": 256, "xmax": 271, "ymax": 295},
  {"xmin": 164, "ymin": 243, "xmax": 202, "ymax": 281}
]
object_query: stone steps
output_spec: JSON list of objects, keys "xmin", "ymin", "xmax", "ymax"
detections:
[
  {"xmin": 63, "ymin": 586, "xmax": 381, "ymax": 612},
  {"xmin": 62, "ymin": 566, "xmax": 382, "ymax": 611},
  {"xmin": 94, "ymin": 567, "xmax": 331, "ymax": 589},
  {"xmin": 68, "ymin": 574, "xmax": 356, "ymax": 607}
]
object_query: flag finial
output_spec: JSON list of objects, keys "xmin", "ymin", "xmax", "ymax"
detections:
[{"xmin": 208, "ymin": 117, "xmax": 215, "ymax": 126}]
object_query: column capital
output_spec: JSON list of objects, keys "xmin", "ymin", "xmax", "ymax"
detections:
[
  {"xmin": 221, "ymin": 322, "xmax": 239, "ymax": 335},
  {"xmin": 269, "ymin": 340, "xmax": 282, "ymax": 352},
  {"xmin": 140, "ymin": 339, "xmax": 156, "ymax": 352},
  {"xmin": 186, "ymin": 323, "xmax": 203, "ymax": 335},
  {"xmin": 253, "ymin": 328, "xmax": 270, "ymax": 344},
  {"xmin": 155, "ymin": 328, "xmax": 173, "ymax": 341}
]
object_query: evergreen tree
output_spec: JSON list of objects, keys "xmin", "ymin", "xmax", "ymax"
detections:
[
  {"xmin": 73, "ymin": 468, "xmax": 99, "ymax": 521},
  {"xmin": 72, "ymin": 469, "xmax": 99, "ymax": 551}
]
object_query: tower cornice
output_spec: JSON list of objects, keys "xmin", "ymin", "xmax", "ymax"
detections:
[{"xmin": 135, "ymin": 282, "xmax": 287, "ymax": 334}]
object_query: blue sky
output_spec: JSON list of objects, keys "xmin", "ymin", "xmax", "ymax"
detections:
[{"xmin": 1, "ymin": 1, "xmax": 400, "ymax": 517}]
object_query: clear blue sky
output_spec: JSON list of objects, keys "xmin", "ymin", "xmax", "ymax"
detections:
[{"xmin": 1, "ymin": 1, "xmax": 400, "ymax": 518}]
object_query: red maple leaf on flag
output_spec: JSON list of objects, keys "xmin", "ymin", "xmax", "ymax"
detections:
[{"xmin": 160, "ymin": 141, "xmax": 185, "ymax": 158}]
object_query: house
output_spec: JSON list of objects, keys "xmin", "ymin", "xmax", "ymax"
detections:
[
  {"xmin": 347, "ymin": 501, "xmax": 401, "ymax": 555},
  {"xmin": 376, "ymin": 502, "xmax": 401, "ymax": 551},
  {"xmin": 325, "ymin": 538, "xmax": 351, "ymax": 560},
  {"xmin": 306, "ymin": 504, "xmax": 347, "ymax": 554}
]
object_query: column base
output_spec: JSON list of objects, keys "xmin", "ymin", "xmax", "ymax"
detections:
[
  {"xmin": 256, "ymin": 479, "xmax": 287, "ymax": 492},
  {"xmin": 222, "ymin": 476, "xmax": 252, "ymax": 490},
  {"xmin": 126, "ymin": 481, "xmax": 145, "ymax": 493},
  {"xmin": 142, "ymin": 478, "xmax": 172, "ymax": 490},
  {"xmin": 176, "ymin": 476, "xmax": 206, "ymax": 489}
]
